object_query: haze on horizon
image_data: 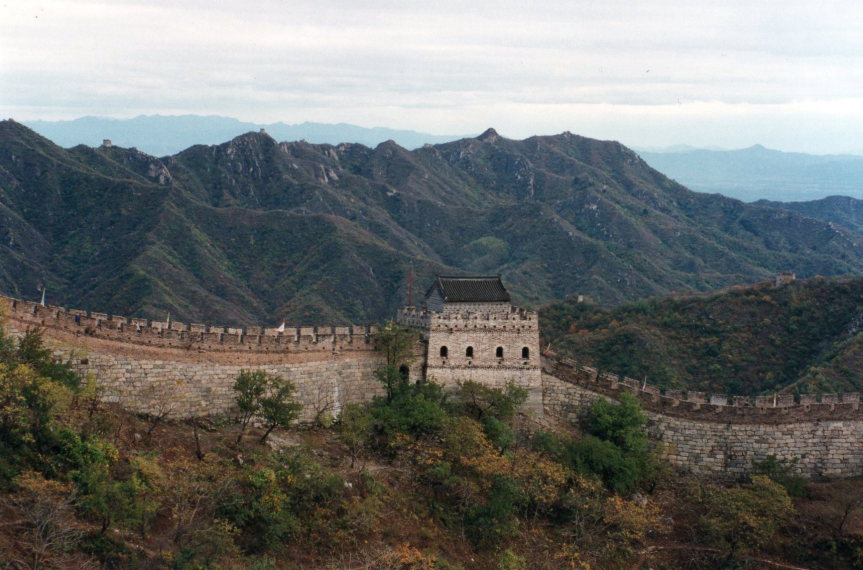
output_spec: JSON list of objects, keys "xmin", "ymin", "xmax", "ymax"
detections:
[{"xmin": 2, "ymin": 0, "xmax": 863, "ymax": 155}]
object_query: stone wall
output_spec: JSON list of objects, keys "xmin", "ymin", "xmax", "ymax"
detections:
[
  {"xmin": 2, "ymin": 295, "xmax": 385, "ymax": 421},
  {"xmin": 74, "ymin": 349, "xmax": 383, "ymax": 422},
  {"xmin": 544, "ymin": 356, "xmax": 862, "ymax": 421},
  {"xmin": 398, "ymin": 305, "xmax": 543, "ymax": 414},
  {"xmin": 6, "ymin": 291, "xmax": 863, "ymax": 478},
  {"xmin": 542, "ymin": 364, "xmax": 863, "ymax": 479},
  {"xmin": 1, "ymin": 296, "xmax": 379, "ymax": 354}
]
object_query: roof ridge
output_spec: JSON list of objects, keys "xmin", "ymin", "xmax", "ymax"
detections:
[{"xmin": 427, "ymin": 275, "xmax": 511, "ymax": 303}]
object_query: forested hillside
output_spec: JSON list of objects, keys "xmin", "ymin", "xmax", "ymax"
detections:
[
  {"xmin": 2, "ymin": 322, "xmax": 862, "ymax": 569},
  {"xmin": 541, "ymin": 277, "xmax": 863, "ymax": 395},
  {"xmin": 3, "ymin": 120, "xmax": 863, "ymax": 325}
]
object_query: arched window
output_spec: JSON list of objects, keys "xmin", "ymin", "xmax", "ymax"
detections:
[
  {"xmin": 522, "ymin": 347, "xmax": 530, "ymax": 359},
  {"xmin": 466, "ymin": 346, "xmax": 474, "ymax": 358},
  {"xmin": 399, "ymin": 364, "xmax": 410, "ymax": 380},
  {"xmin": 496, "ymin": 346, "xmax": 504, "ymax": 358},
  {"xmin": 440, "ymin": 346, "xmax": 448, "ymax": 358}
]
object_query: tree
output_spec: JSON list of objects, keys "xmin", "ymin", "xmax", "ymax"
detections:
[
  {"xmin": 455, "ymin": 380, "xmax": 528, "ymax": 421},
  {"xmin": 566, "ymin": 393, "xmax": 657, "ymax": 494},
  {"xmin": 583, "ymin": 392, "xmax": 647, "ymax": 453},
  {"xmin": 375, "ymin": 322, "xmax": 419, "ymax": 402},
  {"xmin": 375, "ymin": 365, "xmax": 409, "ymax": 404},
  {"xmin": 377, "ymin": 321, "xmax": 418, "ymax": 368},
  {"xmin": 233, "ymin": 370, "xmax": 268, "ymax": 444},
  {"xmin": 338, "ymin": 403, "xmax": 374, "ymax": 468},
  {"xmin": 258, "ymin": 376, "xmax": 302, "ymax": 444},
  {"xmin": 232, "ymin": 370, "xmax": 302, "ymax": 444}
]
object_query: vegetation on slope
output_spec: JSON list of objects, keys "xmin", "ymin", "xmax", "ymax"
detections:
[
  {"xmin": 4, "ymin": 119, "xmax": 863, "ymax": 325},
  {"xmin": 541, "ymin": 276, "xmax": 863, "ymax": 395},
  {"xmin": 2, "ymin": 319, "xmax": 863, "ymax": 569}
]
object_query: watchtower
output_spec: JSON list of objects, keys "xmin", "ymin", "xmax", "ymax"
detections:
[{"xmin": 397, "ymin": 275, "xmax": 542, "ymax": 413}]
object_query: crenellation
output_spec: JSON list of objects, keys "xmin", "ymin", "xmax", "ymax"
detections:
[
  {"xmin": 544, "ymin": 355, "xmax": 863, "ymax": 423},
  {"xmin": 542, "ymin": 369, "xmax": 863, "ymax": 478},
  {"xmin": 683, "ymin": 391, "xmax": 704, "ymax": 403},
  {"xmin": 709, "ymin": 394, "xmax": 728, "ymax": 406},
  {"xmin": 6, "ymin": 288, "xmax": 863, "ymax": 479},
  {"xmin": 777, "ymin": 394, "xmax": 795, "ymax": 407},
  {"xmin": 1, "ymin": 294, "xmax": 380, "ymax": 355}
]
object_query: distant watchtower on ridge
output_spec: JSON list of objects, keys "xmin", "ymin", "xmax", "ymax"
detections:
[{"xmin": 397, "ymin": 275, "xmax": 542, "ymax": 413}]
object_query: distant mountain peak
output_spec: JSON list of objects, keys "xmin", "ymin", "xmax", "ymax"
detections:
[
  {"xmin": 22, "ymin": 115, "xmax": 466, "ymax": 156},
  {"xmin": 477, "ymin": 128, "xmax": 500, "ymax": 142},
  {"xmin": 230, "ymin": 130, "xmax": 276, "ymax": 145},
  {"xmin": 6, "ymin": 123, "xmax": 863, "ymax": 327}
]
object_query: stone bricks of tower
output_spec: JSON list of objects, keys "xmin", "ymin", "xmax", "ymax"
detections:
[{"xmin": 397, "ymin": 275, "xmax": 543, "ymax": 414}]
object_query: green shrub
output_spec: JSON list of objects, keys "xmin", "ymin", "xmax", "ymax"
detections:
[
  {"xmin": 751, "ymin": 455, "xmax": 807, "ymax": 498},
  {"xmin": 530, "ymin": 430, "xmax": 567, "ymax": 458},
  {"xmin": 455, "ymin": 380, "xmax": 528, "ymax": 421},
  {"xmin": 565, "ymin": 393, "xmax": 657, "ymax": 493},
  {"xmin": 482, "ymin": 415, "xmax": 514, "ymax": 452},
  {"xmin": 498, "ymin": 549, "xmax": 527, "ymax": 570},
  {"xmin": 464, "ymin": 474, "xmax": 526, "ymax": 548},
  {"xmin": 219, "ymin": 448, "xmax": 348, "ymax": 553},
  {"xmin": 566, "ymin": 435, "xmax": 643, "ymax": 495},
  {"xmin": 369, "ymin": 379, "xmax": 448, "ymax": 443},
  {"xmin": 583, "ymin": 392, "xmax": 648, "ymax": 453}
]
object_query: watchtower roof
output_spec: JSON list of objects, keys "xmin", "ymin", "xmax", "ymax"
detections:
[{"xmin": 426, "ymin": 275, "xmax": 511, "ymax": 303}]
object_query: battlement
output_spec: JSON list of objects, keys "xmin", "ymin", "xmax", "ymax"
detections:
[
  {"xmin": 1, "ymin": 295, "xmax": 378, "ymax": 354},
  {"xmin": 544, "ymin": 356, "xmax": 863, "ymax": 423},
  {"xmin": 397, "ymin": 305, "xmax": 537, "ymax": 332}
]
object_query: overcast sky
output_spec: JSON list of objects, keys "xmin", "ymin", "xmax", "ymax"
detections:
[{"xmin": 3, "ymin": 0, "xmax": 863, "ymax": 154}]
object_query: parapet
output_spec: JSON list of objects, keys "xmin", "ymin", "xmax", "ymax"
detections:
[
  {"xmin": 1, "ymin": 295, "xmax": 378, "ymax": 354},
  {"xmin": 397, "ymin": 306, "xmax": 538, "ymax": 332},
  {"xmin": 543, "ymin": 355, "xmax": 863, "ymax": 423}
]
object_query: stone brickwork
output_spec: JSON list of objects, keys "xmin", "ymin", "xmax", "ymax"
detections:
[
  {"xmin": 542, "ymin": 359, "xmax": 863, "ymax": 478},
  {"xmin": 2, "ymin": 295, "xmax": 384, "ymax": 420},
  {"xmin": 397, "ymin": 305, "xmax": 543, "ymax": 414},
  {"xmin": 544, "ymin": 356, "xmax": 863, "ymax": 422},
  {"xmin": 6, "ymin": 291, "xmax": 863, "ymax": 478},
  {"xmin": 1, "ymin": 296, "xmax": 378, "ymax": 355},
  {"xmin": 73, "ymin": 350, "xmax": 383, "ymax": 422}
]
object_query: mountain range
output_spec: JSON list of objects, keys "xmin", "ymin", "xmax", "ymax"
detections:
[
  {"xmin": 3, "ymin": 119, "xmax": 863, "ymax": 326},
  {"xmin": 638, "ymin": 145, "xmax": 863, "ymax": 202},
  {"xmin": 22, "ymin": 115, "xmax": 463, "ymax": 157},
  {"xmin": 25, "ymin": 116, "xmax": 863, "ymax": 203}
]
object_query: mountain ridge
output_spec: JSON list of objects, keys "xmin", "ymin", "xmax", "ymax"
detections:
[
  {"xmin": 3, "ymin": 119, "xmax": 863, "ymax": 325},
  {"xmin": 21, "ymin": 114, "xmax": 465, "ymax": 157},
  {"xmin": 638, "ymin": 145, "xmax": 863, "ymax": 202}
]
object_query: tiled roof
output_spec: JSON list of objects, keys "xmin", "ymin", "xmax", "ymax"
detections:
[{"xmin": 427, "ymin": 275, "xmax": 511, "ymax": 303}]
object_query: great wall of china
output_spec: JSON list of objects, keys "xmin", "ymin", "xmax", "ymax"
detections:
[
  {"xmin": 1, "ymin": 295, "xmax": 386, "ymax": 423},
  {"xmin": 3, "ymin": 293, "xmax": 863, "ymax": 479}
]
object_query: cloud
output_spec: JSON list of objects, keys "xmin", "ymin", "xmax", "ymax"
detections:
[{"xmin": 2, "ymin": 0, "xmax": 862, "ymax": 152}]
